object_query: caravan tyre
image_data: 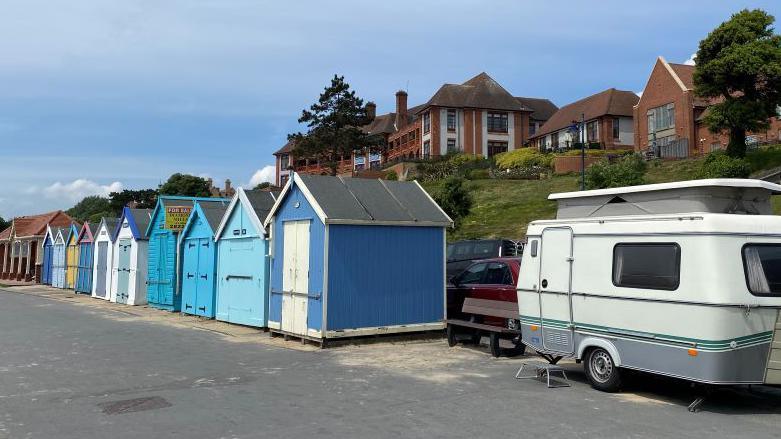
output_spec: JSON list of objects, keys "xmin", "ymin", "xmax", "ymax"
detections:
[
  {"xmin": 446, "ymin": 324, "xmax": 458, "ymax": 347},
  {"xmin": 585, "ymin": 348, "xmax": 622, "ymax": 392}
]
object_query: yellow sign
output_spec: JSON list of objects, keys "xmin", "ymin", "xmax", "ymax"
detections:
[{"xmin": 165, "ymin": 206, "xmax": 192, "ymax": 231}]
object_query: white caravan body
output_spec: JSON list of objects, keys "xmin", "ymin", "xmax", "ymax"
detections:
[{"xmin": 518, "ymin": 179, "xmax": 781, "ymax": 385}]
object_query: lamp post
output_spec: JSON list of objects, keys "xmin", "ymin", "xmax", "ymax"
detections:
[{"xmin": 570, "ymin": 113, "xmax": 586, "ymax": 190}]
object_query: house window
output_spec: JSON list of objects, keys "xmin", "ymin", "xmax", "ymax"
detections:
[
  {"xmin": 447, "ymin": 138, "xmax": 457, "ymax": 153},
  {"xmin": 447, "ymin": 109, "xmax": 457, "ymax": 131},
  {"xmin": 586, "ymin": 121, "xmax": 599, "ymax": 142},
  {"xmin": 280, "ymin": 174, "xmax": 289, "ymax": 186},
  {"xmin": 423, "ymin": 112, "xmax": 431, "ymax": 134},
  {"xmin": 423, "ymin": 140, "xmax": 431, "ymax": 159},
  {"xmin": 529, "ymin": 122, "xmax": 537, "ymax": 136},
  {"xmin": 612, "ymin": 243, "xmax": 681, "ymax": 291},
  {"xmin": 742, "ymin": 244, "xmax": 781, "ymax": 296},
  {"xmin": 648, "ymin": 103, "xmax": 675, "ymax": 132},
  {"xmin": 550, "ymin": 132, "xmax": 559, "ymax": 150},
  {"xmin": 487, "ymin": 112, "xmax": 508, "ymax": 133},
  {"xmin": 280, "ymin": 154, "xmax": 290, "ymax": 169},
  {"xmin": 410, "ymin": 130, "xmax": 416, "ymax": 140},
  {"xmin": 487, "ymin": 141, "xmax": 508, "ymax": 157},
  {"xmin": 612, "ymin": 118, "xmax": 620, "ymax": 139}
]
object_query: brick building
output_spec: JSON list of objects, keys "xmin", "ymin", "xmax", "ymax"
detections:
[
  {"xmin": 634, "ymin": 56, "xmax": 781, "ymax": 157},
  {"xmin": 273, "ymin": 72, "xmax": 555, "ymax": 185},
  {"xmin": 530, "ymin": 88, "xmax": 639, "ymax": 151},
  {"xmin": 0, "ymin": 210, "xmax": 74, "ymax": 282}
]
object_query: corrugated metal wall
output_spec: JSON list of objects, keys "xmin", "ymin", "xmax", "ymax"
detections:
[
  {"xmin": 269, "ymin": 185, "xmax": 325, "ymax": 330},
  {"xmin": 326, "ymin": 224, "xmax": 444, "ymax": 331}
]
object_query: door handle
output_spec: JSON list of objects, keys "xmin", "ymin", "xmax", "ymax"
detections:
[
  {"xmin": 541, "ymin": 279, "xmax": 548, "ymax": 288},
  {"xmin": 187, "ymin": 273, "xmax": 194, "ymax": 279},
  {"xmin": 185, "ymin": 304, "xmax": 193, "ymax": 309},
  {"xmin": 198, "ymin": 306, "xmax": 206, "ymax": 312},
  {"xmin": 200, "ymin": 274, "xmax": 208, "ymax": 280}
]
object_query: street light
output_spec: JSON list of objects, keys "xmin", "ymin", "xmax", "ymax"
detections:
[{"xmin": 569, "ymin": 113, "xmax": 586, "ymax": 190}]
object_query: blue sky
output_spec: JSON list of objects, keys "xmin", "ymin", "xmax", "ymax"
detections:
[{"xmin": 2, "ymin": 0, "xmax": 779, "ymax": 218}]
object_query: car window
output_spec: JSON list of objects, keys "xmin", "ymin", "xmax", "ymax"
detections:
[
  {"xmin": 484, "ymin": 263, "xmax": 513, "ymax": 285},
  {"xmin": 446, "ymin": 244, "xmax": 454, "ymax": 259},
  {"xmin": 454, "ymin": 242, "xmax": 475, "ymax": 258},
  {"xmin": 472, "ymin": 241, "xmax": 497, "ymax": 258},
  {"xmin": 458, "ymin": 263, "xmax": 487, "ymax": 284}
]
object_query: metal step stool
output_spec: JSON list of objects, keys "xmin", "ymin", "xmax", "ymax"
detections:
[{"xmin": 515, "ymin": 362, "xmax": 570, "ymax": 388}]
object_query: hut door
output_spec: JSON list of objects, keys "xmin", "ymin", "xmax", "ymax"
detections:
[
  {"xmin": 195, "ymin": 238, "xmax": 215, "ymax": 317},
  {"xmin": 282, "ymin": 220, "xmax": 310, "ymax": 335},
  {"xmin": 538, "ymin": 227, "xmax": 575, "ymax": 354},
  {"xmin": 95, "ymin": 242, "xmax": 108, "ymax": 297},
  {"xmin": 116, "ymin": 239, "xmax": 132, "ymax": 304}
]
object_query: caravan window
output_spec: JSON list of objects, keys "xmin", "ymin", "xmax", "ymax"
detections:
[
  {"xmin": 742, "ymin": 244, "xmax": 781, "ymax": 296},
  {"xmin": 612, "ymin": 243, "xmax": 680, "ymax": 291}
]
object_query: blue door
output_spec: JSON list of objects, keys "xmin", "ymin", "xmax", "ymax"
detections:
[
  {"xmin": 195, "ymin": 238, "xmax": 215, "ymax": 317},
  {"xmin": 76, "ymin": 243, "xmax": 93, "ymax": 293},
  {"xmin": 148, "ymin": 232, "xmax": 177, "ymax": 310},
  {"xmin": 181, "ymin": 238, "xmax": 200, "ymax": 315},
  {"xmin": 217, "ymin": 237, "xmax": 267, "ymax": 327},
  {"xmin": 42, "ymin": 243, "xmax": 53, "ymax": 285},
  {"xmin": 116, "ymin": 239, "xmax": 131, "ymax": 304}
]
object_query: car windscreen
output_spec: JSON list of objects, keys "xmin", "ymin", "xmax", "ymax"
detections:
[{"xmin": 743, "ymin": 244, "xmax": 781, "ymax": 296}]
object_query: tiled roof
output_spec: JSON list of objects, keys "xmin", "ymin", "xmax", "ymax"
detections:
[
  {"xmin": 420, "ymin": 72, "xmax": 531, "ymax": 113},
  {"xmin": 515, "ymin": 97, "xmax": 559, "ymax": 122},
  {"xmin": 274, "ymin": 139, "xmax": 295, "ymax": 155},
  {"xmin": 532, "ymin": 88, "xmax": 639, "ymax": 138},
  {"xmin": 0, "ymin": 210, "xmax": 74, "ymax": 239},
  {"xmin": 667, "ymin": 61, "xmax": 714, "ymax": 107}
]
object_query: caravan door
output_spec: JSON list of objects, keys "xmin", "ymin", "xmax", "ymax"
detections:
[{"xmin": 538, "ymin": 227, "xmax": 574, "ymax": 354}]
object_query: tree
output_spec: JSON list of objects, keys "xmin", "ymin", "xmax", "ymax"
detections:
[
  {"xmin": 253, "ymin": 182, "xmax": 272, "ymax": 190},
  {"xmin": 0, "ymin": 216, "xmax": 10, "ymax": 232},
  {"xmin": 288, "ymin": 75, "xmax": 382, "ymax": 175},
  {"xmin": 108, "ymin": 189, "xmax": 158, "ymax": 215},
  {"xmin": 67, "ymin": 196, "xmax": 113, "ymax": 224},
  {"xmin": 159, "ymin": 173, "xmax": 212, "ymax": 197},
  {"xmin": 585, "ymin": 154, "xmax": 647, "ymax": 190},
  {"xmin": 433, "ymin": 177, "xmax": 473, "ymax": 229},
  {"xmin": 694, "ymin": 9, "xmax": 781, "ymax": 157}
]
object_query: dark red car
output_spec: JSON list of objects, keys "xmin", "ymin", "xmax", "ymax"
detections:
[{"xmin": 446, "ymin": 257, "xmax": 524, "ymax": 357}]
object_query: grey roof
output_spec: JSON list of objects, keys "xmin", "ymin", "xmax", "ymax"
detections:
[
  {"xmin": 198, "ymin": 200, "xmax": 230, "ymax": 231},
  {"xmin": 245, "ymin": 190, "xmax": 280, "ymax": 221},
  {"xmin": 515, "ymin": 97, "xmax": 559, "ymax": 122},
  {"xmin": 129, "ymin": 209, "xmax": 152, "ymax": 239},
  {"xmin": 296, "ymin": 174, "xmax": 451, "ymax": 225},
  {"xmin": 87, "ymin": 222, "xmax": 99, "ymax": 237},
  {"xmin": 102, "ymin": 217, "xmax": 119, "ymax": 233},
  {"xmin": 420, "ymin": 72, "xmax": 531, "ymax": 113}
]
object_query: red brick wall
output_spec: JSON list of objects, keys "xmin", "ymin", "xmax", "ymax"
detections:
[
  {"xmin": 696, "ymin": 117, "xmax": 781, "ymax": 153},
  {"xmin": 430, "ymin": 107, "xmax": 441, "ymax": 156},
  {"xmin": 475, "ymin": 110, "xmax": 483, "ymax": 156},
  {"xmin": 553, "ymin": 156, "xmax": 604, "ymax": 175},
  {"xmin": 464, "ymin": 110, "xmax": 474, "ymax": 154},
  {"xmin": 514, "ymin": 112, "xmax": 524, "ymax": 149},
  {"xmin": 634, "ymin": 59, "xmax": 692, "ymax": 153}
]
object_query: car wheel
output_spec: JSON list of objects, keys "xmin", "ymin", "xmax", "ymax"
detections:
[
  {"xmin": 489, "ymin": 333, "xmax": 502, "ymax": 357},
  {"xmin": 584, "ymin": 347, "xmax": 622, "ymax": 392},
  {"xmin": 446, "ymin": 324, "xmax": 458, "ymax": 347}
]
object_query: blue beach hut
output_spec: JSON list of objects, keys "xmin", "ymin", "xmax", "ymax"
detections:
[
  {"xmin": 179, "ymin": 199, "xmax": 229, "ymax": 317},
  {"xmin": 145, "ymin": 196, "xmax": 228, "ymax": 312},
  {"xmin": 41, "ymin": 225, "xmax": 56, "ymax": 285},
  {"xmin": 264, "ymin": 173, "xmax": 452, "ymax": 342},
  {"xmin": 213, "ymin": 188, "xmax": 278, "ymax": 327},
  {"xmin": 75, "ymin": 222, "xmax": 97, "ymax": 294},
  {"xmin": 51, "ymin": 227, "xmax": 67, "ymax": 288}
]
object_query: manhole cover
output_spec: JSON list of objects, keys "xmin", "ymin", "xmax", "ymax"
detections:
[{"xmin": 98, "ymin": 396, "xmax": 172, "ymax": 415}]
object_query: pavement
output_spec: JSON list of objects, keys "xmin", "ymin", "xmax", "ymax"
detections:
[{"xmin": 1, "ymin": 286, "xmax": 781, "ymax": 439}]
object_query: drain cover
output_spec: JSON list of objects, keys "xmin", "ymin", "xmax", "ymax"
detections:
[{"xmin": 98, "ymin": 396, "xmax": 172, "ymax": 415}]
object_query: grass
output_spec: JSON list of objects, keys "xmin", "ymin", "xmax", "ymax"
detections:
[{"xmin": 425, "ymin": 145, "xmax": 781, "ymax": 241}]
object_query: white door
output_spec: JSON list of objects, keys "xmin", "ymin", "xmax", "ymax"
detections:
[
  {"xmin": 538, "ymin": 227, "xmax": 574, "ymax": 354},
  {"xmin": 281, "ymin": 220, "xmax": 310, "ymax": 335}
]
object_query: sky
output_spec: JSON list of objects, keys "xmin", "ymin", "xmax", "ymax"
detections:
[{"xmin": 2, "ymin": 0, "xmax": 780, "ymax": 218}]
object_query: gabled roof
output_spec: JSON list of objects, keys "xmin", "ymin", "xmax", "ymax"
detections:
[
  {"xmin": 54, "ymin": 227, "xmax": 66, "ymax": 245},
  {"xmin": 44, "ymin": 224, "xmax": 60, "ymax": 244},
  {"xmin": 145, "ymin": 196, "xmax": 226, "ymax": 237},
  {"xmin": 96, "ymin": 217, "xmax": 120, "ymax": 242},
  {"xmin": 264, "ymin": 173, "xmax": 453, "ymax": 227},
  {"xmin": 215, "ymin": 188, "xmax": 280, "ymax": 240},
  {"xmin": 65, "ymin": 223, "xmax": 81, "ymax": 245},
  {"xmin": 532, "ymin": 88, "xmax": 639, "ymax": 138},
  {"xmin": 419, "ymin": 72, "xmax": 531, "ymax": 113},
  {"xmin": 0, "ymin": 210, "xmax": 74, "ymax": 240},
  {"xmin": 115, "ymin": 208, "xmax": 153, "ymax": 241},
  {"xmin": 515, "ymin": 97, "xmax": 559, "ymax": 122},
  {"xmin": 180, "ymin": 199, "xmax": 230, "ymax": 240},
  {"xmin": 274, "ymin": 139, "xmax": 295, "ymax": 156},
  {"xmin": 76, "ymin": 222, "xmax": 98, "ymax": 244}
]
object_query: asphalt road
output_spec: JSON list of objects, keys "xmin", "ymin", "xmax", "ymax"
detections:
[{"xmin": 1, "ymin": 287, "xmax": 781, "ymax": 439}]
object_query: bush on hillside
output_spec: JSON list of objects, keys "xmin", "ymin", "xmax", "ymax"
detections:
[
  {"xmin": 585, "ymin": 154, "xmax": 647, "ymax": 189},
  {"xmin": 494, "ymin": 148, "xmax": 552, "ymax": 170},
  {"xmin": 466, "ymin": 168, "xmax": 490, "ymax": 180},
  {"xmin": 696, "ymin": 150, "xmax": 751, "ymax": 179},
  {"xmin": 558, "ymin": 148, "xmax": 633, "ymax": 157},
  {"xmin": 417, "ymin": 153, "xmax": 490, "ymax": 182},
  {"xmin": 385, "ymin": 170, "xmax": 398, "ymax": 181},
  {"xmin": 433, "ymin": 176, "xmax": 473, "ymax": 229}
]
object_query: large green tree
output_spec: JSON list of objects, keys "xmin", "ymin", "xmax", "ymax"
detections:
[
  {"xmin": 158, "ymin": 173, "xmax": 212, "ymax": 197},
  {"xmin": 108, "ymin": 189, "xmax": 158, "ymax": 215},
  {"xmin": 694, "ymin": 9, "xmax": 781, "ymax": 157},
  {"xmin": 433, "ymin": 177, "xmax": 472, "ymax": 230},
  {"xmin": 67, "ymin": 196, "xmax": 113, "ymax": 224},
  {"xmin": 0, "ymin": 215, "xmax": 10, "ymax": 232},
  {"xmin": 288, "ymin": 75, "xmax": 381, "ymax": 175}
]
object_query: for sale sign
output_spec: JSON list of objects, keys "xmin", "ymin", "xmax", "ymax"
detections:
[{"xmin": 165, "ymin": 206, "xmax": 192, "ymax": 231}]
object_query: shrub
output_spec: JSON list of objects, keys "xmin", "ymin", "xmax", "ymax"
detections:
[
  {"xmin": 559, "ymin": 149, "xmax": 633, "ymax": 157},
  {"xmin": 585, "ymin": 154, "xmax": 647, "ymax": 189},
  {"xmin": 432, "ymin": 177, "xmax": 473, "ymax": 229},
  {"xmin": 467, "ymin": 168, "xmax": 490, "ymax": 180},
  {"xmin": 417, "ymin": 153, "xmax": 490, "ymax": 182},
  {"xmin": 696, "ymin": 150, "xmax": 751, "ymax": 178},
  {"xmin": 494, "ymin": 148, "xmax": 552, "ymax": 170},
  {"xmin": 490, "ymin": 166, "xmax": 547, "ymax": 180},
  {"xmin": 385, "ymin": 170, "xmax": 398, "ymax": 181}
]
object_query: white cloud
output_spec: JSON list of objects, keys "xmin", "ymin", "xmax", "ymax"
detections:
[
  {"xmin": 248, "ymin": 165, "xmax": 275, "ymax": 187},
  {"xmin": 36, "ymin": 179, "xmax": 123, "ymax": 203},
  {"xmin": 684, "ymin": 53, "xmax": 696, "ymax": 65}
]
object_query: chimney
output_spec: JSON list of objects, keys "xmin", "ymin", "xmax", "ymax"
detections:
[
  {"xmin": 224, "ymin": 179, "xmax": 233, "ymax": 196},
  {"xmin": 395, "ymin": 90, "xmax": 408, "ymax": 129},
  {"xmin": 365, "ymin": 102, "xmax": 376, "ymax": 121}
]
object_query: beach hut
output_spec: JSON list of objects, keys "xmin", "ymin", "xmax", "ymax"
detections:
[
  {"xmin": 179, "ymin": 200, "xmax": 230, "ymax": 317},
  {"xmin": 51, "ymin": 227, "xmax": 67, "ymax": 288},
  {"xmin": 75, "ymin": 222, "xmax": 98, "ymax": 294},
  {"xmin": 214, "ymin": 188, "xmax": 278, "ymax": 327},
  {"xmin": 264, "ymin": 173, "xmax": 452, "ymax": 342},
  {"xmin": 112, "ymin": 208, "xmax": 152, "ymax": 305},
  {"xmin": 91, "ymin": 217, "xmax": 118, "ymax": 300},
  {"xmin": 41, "ymin": 225, "xmax": 56, "ymax": 285},
  {"xmin": 145, "ymin": 196, "xmax": 228, "ymax": 311},
  {"xmin": 64, "ymin": 223, "xmax": 80, "ymax": 289}
]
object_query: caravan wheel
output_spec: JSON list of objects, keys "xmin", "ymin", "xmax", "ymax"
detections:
[{"xmin": 584, "ymin": 348, "xmax": 622, "ymax": 392}]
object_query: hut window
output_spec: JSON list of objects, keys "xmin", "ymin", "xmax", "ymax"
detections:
[
  {"xmin": 612, "ymin": 243, "xmax": 680, "ymax": 291},
  {"xmin": 742, "ymin": 244, "xmax": 781, "ymax": 296}
]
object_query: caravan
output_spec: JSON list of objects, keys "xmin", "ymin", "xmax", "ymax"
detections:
[{"xmin": 518, "ymin": 179, "xmax": 781, "ymax": 391}]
